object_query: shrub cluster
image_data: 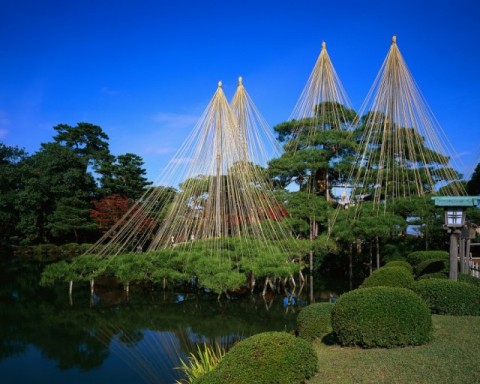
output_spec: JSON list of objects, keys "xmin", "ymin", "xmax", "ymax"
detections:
[
  {"xmin": 296, "ymin": 302, "xmax": 334, "ymax": 341},
  {"xmin": 415, "ymin": 258, "xmax": 448, "ymax": 277},
  {"xmin": 459, "ymin": 273, "xmax": 480, "ymax": 287},
  {"xmin": 406, "ymin": 250, "xmax": 448, "ymax": 266},
  {"xmin": 332, "ymin": 286, "xmax": 432, "ymax": 348},
  {"xmin": 360, "ymin": 266, "xmax": 415, "ymax": 290},
  {"xmin": 197, "ymin": 332, "xmax": 317, "ymax": 384},
  {"xmin": 383, "ymin": 260, "xmax": 413, "ymax": 273},
  {"xmin": 417, "ymin": 272, "xmax": 448, "ymax": 280},
  {"xmin": 414, "ymin": 278, "xmax": 480, "ymax": 316}
]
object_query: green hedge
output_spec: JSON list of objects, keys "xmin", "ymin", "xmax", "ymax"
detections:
[
  {"xmin": 459, "ymin": 274, "xmax": 480, "ymax": 287},
  {"xmin": 414, "ymin": 278, "xmax": 480, "ymax": 316},
  {"xmin": 415, "ymin": 258, "xmax": 449, "ymax": 277},
  {"xmin": 360, "ymin": 266, "xmax": 415, "ymax": 290},
  {"xmin": 296, "ymin": 303, "xmax": 334, "ymax": 341},
  {"xmin": 406, "ymin": 250, "xmax": 448, "ymax": 266},
  {"xmin": 197, "ymin": 332, "xmax": 317, "ymax": 383},
  {"xmin": 417, "ymin": 272, "xmax": 448, "ymax": 281},
  {"xmin": 332, "ymin": 286, "xmax": 432, "ymax": 348},
  {"xmin": 383, "ymin": 261, "xmax": 413, "ymax": 273}
]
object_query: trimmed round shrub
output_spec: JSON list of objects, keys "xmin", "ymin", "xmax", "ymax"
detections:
[
  {"xmin": 360, "ymin": 266, "xmax": 415, "ymax": 290},
  {"xmin": 383, "ymin": 260, "xmax": 413, "ymax": 273},
  {"xmin": 414, "ymin": 258, "xmax": 448, "ymax": 277},
  {"xmin": 414, "ymin": 278, "xmax": 480, "ymax": 316},
  {"xmin": 197, "ymin": 332, "xmax": 317, "ymax": 384},
  {"xmin": 296, "ymin": 302, "xmax": 334, "ymax": 341},
  {"xmin": 406, "ymin": 250, "xmax": 448, "ymax": 266},
  {"xmin": 332, "ymin": 286, "xmax": 432, "ymax": 348}
]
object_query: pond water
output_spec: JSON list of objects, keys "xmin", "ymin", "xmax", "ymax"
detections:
[{"xmin": 0, "ymin": 256, "xmax": 342, "ymax": 384}]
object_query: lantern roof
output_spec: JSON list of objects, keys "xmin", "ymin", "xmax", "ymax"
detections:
[{"xmin": 432, "ymin": 196, "xmax": 480, "ymax": 207}]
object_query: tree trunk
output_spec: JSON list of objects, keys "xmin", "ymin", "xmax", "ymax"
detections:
[
  {"xmin": 250, "ymin": 273, "xmax": 256, "ymax": 293},
  {"xmin": 68, "ymin": 280, "xmax": 73, "ymax": 306},
  {"xmin": 376, "ymin": 236, "xmax": 380, "ymax": 269},
  {"xmin": 262, "ymin": 277, "xmax": 271, "ymax": 297},
  {"xmin": 369, "ymin": 243, "xmax": 373, "ymax": 275},
  {"xmin": 349, "ymin": 244, "xmax": 353, "ymax": 291},
  {"xmin": 125, "ymin": 282, "xmax": 130, "ymax": 299},
  {"xmin": 465, "ymin": 238, "xmax": 472, "ymax": 274},
  {"xmin": 459, "ymin": 237, "xmax": 466, "ymax": 274},
  {"xmin": 449, "ymin": 231, "xmax": 459, "ymax": 281},
  {"xmin": 309, "ymin": 216, "xmax": 315, "ymax": 302},
  {"xmin": 356, "ymin": 237, "xmax": 362, "ymax": 255}
]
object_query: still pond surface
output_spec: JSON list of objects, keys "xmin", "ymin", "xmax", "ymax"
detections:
[{"xmin": 0, "ymin": 257, "xmax": 338, "ymax": 384}]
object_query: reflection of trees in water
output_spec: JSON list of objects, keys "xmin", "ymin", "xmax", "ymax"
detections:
[{"xmin": 0, "ymin": 260, "xmax": 300, "ymax": 382}]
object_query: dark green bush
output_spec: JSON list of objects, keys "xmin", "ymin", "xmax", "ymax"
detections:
[
  {"xmin": 459, "ymin": 274, "xmax": 480, "ymax": 287},
  {"xmin": 414, "ymin": 278, "xmax": 480, "ymax": 316},
  {"xmin": 296, "ymin": 302, "xmax": 334, "ymax": 341},
  {"xmin": 197, "ymin": 332, "xmax": 317, "ymax": 384},
  {"xmin": 417, "ymin": 272, "xmax": 448, "ymax": 280},
  {"xmin": 383, "ymin": 261, "xmax": 413, "ymax": 273},
  {"xmin": 332, "ymin": 286, "xmax": 432, "ymax": 348},
  {"xmin": 415, "ymin": 258, "xmax": 449, "ymax": 277},
  {"xmin": 360, "ymin": 266, "xmax": 415, "ymax": 290},
  {"xmin": 406, "ymin": 250, "xmax": 448, "ymax": 266}
]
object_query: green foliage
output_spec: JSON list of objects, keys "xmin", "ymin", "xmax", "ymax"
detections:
[
  {"xmin": 415, "ymin": 258, "xmax": 448, "ymax": 277},
  {"xmin": 0, "ymin": 144, "xmax": 27, "ymax": 244},
  {"xmin": 47, "ymin": 196, "xmax": 97, "ymax": 242},
  {"xmin": 97, "ymin": 152, "xmax": 152, "ymax": 199},
  {"xmin": 458, "ymin": 273, "xmax": 480, "ymax": 287},
  {"xmin": 269, "ymin": 105, "xmax": 356, "ymax": 198},
  {"xmin": 108, "ymin": 253, "xmax": 154, "ymax": 284},
  {"xmin": 417, "ymin": 272, "xmax": 448, "ymax": 280},
  {"xmin": 175, "ymin": 343, "xmax": 225, "ymax": 384},
  {"xmin": 53, "ymin": 122, "xmax": 110, "ymax": 171},
  {"xmin": 197, "ymin": 332, "xmax": 317, "ymax": 384},
  {"xmin": 360, "ymin": 266, "xmax": 415, "ymax": 290},
  {"xmin": 296, "ymin": 302, "xmax": 334, "ymax": 341},
  {"xmin": 39, "ymin": 253, "xmax": 107, "ymax": 286},
  {"xmin": 406, "ymin": 250, "xmax": 449, "ymax": 266},
  {"xmin": 15, "ymin": 142, "xmax": 96, "ymax": 244},
  {"xmin": 466, "ymin": 162, "xmax": 480, "ymax": 195},
  {"xmin": 332, "ymin": 286, "xmax": 432, "ymax": 348},
  {"xmin": 40, "ymin": 261, "xmax": 76, "ymax": 286},
  {"xmin": 383, "ymin": 260, "xmax": 413, "ymax": 273},
  {"xmin": 414, "ymin": 279, "xmax": 480, "ymax": 316}
]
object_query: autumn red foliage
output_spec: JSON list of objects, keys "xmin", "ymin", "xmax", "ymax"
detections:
[{"xmin": 90, "ymin": 194, "xmax": 156, "ymax": 233}]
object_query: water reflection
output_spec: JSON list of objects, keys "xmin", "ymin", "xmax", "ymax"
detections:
[{"xmin": 1, "ymin": 259, "xmax": 328, "ymax": 383}]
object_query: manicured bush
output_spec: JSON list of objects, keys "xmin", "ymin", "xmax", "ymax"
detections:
[
  {"xmin": 197, "ymin": 332, "xmax": 317, "ymax": 384},
  {"xmin": 332, "ymin": 286, "xmax": 432, "ymax": 348},
  {"xmin": 415, "ymin": 258, "xmax": 448, "ymax": 277},
  {"xmin": 383, "ymin": 260, "xmax": 413, "ymax": 273},
  {"xmin": 360, "ymin": 266, "xmax": 415, "ymax": 290},
  {"xmin": 406, "ymin": 250, "xmax": 448, "ymax": 266},
  {"xmin": 296, "ymin": 302, "xmax": 334, "ymax": 341},
  {"xmin": 417, "ymin": 272, "xmax": 448, "ymax": 280},
  {"xmin": 459, "ymin": 273, "xmax": 480, "ymax": 287},
  {"xmin": 414, "ymin": 278, "xmax": 480, "ymax": 316}
]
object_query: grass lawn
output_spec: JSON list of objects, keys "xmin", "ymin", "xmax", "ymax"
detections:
[{"xmin": 308, "ymin": 315, "xmax": 480, "ymax": 384}]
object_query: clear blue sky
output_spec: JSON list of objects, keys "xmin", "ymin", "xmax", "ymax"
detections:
[{"xmin": 1, "ymin": 0, "xmax": 479, "ymax": 182}]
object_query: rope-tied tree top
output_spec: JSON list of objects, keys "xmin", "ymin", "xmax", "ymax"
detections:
[
  {"xmin": 86, "ymin": 79, "xmax": 295, "ymax": 259},
  {"xmin": 345, "ymin": 35, "xmax": 466, "ymax": 212}
]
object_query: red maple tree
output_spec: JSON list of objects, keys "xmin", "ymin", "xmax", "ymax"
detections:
[{"xmin": 90, "ymin": 195, "xmax": 156, "ymax": 233}]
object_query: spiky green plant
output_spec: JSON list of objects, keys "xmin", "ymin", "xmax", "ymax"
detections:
[{"xmin": 175, "ymin": 343, "xmax": 225, "ymax": 383}]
